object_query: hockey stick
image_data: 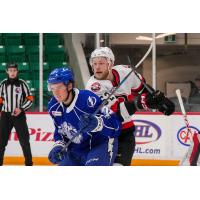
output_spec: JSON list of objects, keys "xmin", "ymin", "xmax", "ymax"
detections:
[
  {"xmin": 127, "ymin": 56, "xmax": 154, "ymax": 94},
  {"xmin": 176, "ymin": 89, "xmax": 193, "ymax": 165},
  {"xmin": 127, "ymin": 56, "xmax": 169, "ymax": 111},
  {"xmin": 60, "ymin": 42, "xmax": 153, "ymax": 152}
]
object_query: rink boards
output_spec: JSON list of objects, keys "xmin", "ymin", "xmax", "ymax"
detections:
[{"xmin": 4, "ymin": 112, "xmax": 200, "ymax": 166}]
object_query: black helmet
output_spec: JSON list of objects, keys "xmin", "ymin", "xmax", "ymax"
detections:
[{"xmin": 6, "ymin": 63, "xmax": 18, "ymax": 70}]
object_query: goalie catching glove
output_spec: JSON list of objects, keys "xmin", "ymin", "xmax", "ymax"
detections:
[
  {"xmin": 79, "ymin": 114, "xmax": 104, "ymax": 133},
  {"xmin": 137, "ymin": 90, "xmax": 175, "ymax": 116},
  {"xmin": 48, "ymin": 140, "xmax": 67, "ymax": 164}
]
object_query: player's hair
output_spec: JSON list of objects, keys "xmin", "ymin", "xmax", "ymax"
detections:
[{"xmin": 6, "ymin": 63, "xmax": 18, "ymax": 70}]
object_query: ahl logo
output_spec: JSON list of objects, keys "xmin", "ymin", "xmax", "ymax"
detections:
[
  {"xmin": 134, "ymin": 120, "xmax": 161, "ymax": 144},
  {"xmin": 15, "ymin": 87, "xmax": 22, "ymax": 94},
  {"xmin": 177, "ymin": 126, "xmax": 200, "ymax": 146},
  {"xmin": 87, "ymin": 96, "xmax": 97, "ymax": 108}
]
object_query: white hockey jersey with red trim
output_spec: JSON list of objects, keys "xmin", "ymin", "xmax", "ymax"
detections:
[{"xmin": 86, "ymin": 65, "xmax": 145, "ymax": 129}]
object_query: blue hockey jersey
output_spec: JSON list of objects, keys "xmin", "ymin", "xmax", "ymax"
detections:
[{"xmin": 48, "ymin": 88, "xmax": 121, "ymax": 152}]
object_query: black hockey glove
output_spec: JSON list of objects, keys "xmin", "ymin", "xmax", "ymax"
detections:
[
  {"xmin": 157, "ymin": 97, "xmax": 175, "ymax": 116},
  {"xmin": 137, "ymin": 90, "xmax": 165, "ymax": 110}
]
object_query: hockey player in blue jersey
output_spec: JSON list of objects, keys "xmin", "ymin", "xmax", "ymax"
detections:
[{"xmin": 47, "ymin": 67, "xmax": 121, "ymax": 166}]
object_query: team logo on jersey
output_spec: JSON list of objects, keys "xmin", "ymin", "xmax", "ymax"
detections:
[
  {"xmin": 87, "ymin": 96, "xmax": 97, "ymax": 108},
  {"xmin": 177, "ymin": 126, "xmax": 200, "ymax": 146},
  {"xmin": 15, "ymin": 87, "xmax": 22, "ymax": 94},
  {"xmin": 91, "ymin": 82, "xmax": 101, "ymax": 92},
  {"xmin": 59, "ymin": 122, "xmax": 82, "ymax": 144}
]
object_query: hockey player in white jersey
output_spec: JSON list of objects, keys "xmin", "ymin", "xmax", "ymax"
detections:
[
  {"xmin": 86, "ymin": 47, "xmax": 175, "ymax": 166},
  {"xmin": 47, "ymin": 67, "xmax": 121, "ymax": 166}
]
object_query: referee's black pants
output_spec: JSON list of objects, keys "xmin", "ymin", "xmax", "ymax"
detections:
[{"xmin": 0, "ymin": 112, "xmax": 33, "ymax": 166}]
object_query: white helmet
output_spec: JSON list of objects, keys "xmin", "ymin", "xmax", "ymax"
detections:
[{"xmin": 89, "ymin": 47, "xmax": 115, "ymax": 66}]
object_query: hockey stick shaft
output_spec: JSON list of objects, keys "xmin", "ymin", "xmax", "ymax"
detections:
[
  {"xmin": 127, "ymin": 56, "xmax": 154, "ymax": 94},
  {"xmin": 176, "ymin": 89, "xmax": 192, "ymax": 138},
  {"xmin": 127, "ymin": 55, "xmax": 170, "ymax": 111},
  {"xmin": 176, "ymin": 89, "xmax": 186, "ymax": 115},
  {"xmin": 61, "ymin": 42, "xmax": 153, "ymax": 151},
  {"xmin": 176, "ymin": 89, "xmax": 193, "ymax": 165}
]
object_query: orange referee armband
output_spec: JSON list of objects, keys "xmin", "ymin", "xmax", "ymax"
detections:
[
  {"xmin": 26, "ymin": 95, "xmax": 34, "ymax": 101},
  {"xmin": 0, "ymin": 97, "xmax": 4, "ymax": 104}
]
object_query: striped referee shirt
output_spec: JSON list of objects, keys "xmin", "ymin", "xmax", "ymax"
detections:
[{"xmin": 0, "ymin": 78, "xmax": 33, "ymax": 113}]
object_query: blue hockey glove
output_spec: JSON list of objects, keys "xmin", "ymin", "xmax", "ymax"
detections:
[
  {"xmin": 79, "ymin": 114, "xmax": 104, "ymax": 133},
  {"xmin": 48, "ymin": 140, "xmax": 67, "ymax": 164}
]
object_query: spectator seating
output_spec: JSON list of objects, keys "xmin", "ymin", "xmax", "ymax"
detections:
[
  {"xmin": 6, "ymin": 45, "xmax": 26, "ymax": 63},
  {"xmin": 0, "ymin": 33, "xmax": 68, "ymax": 111},
  {"xmin": 189, "ymin": 104, "xmax": 200, "ymax": 111},
  {"xmin": 169, "ymin": 96, "xmax": 191, "ymax": 112},
  {"xmin": 0, "ymin": 62, "xmax": 6, "ymax": 71},
  {"xmin": 166, "ymin": 82, "xmax": 191, "ymax": 102},
  {"xmin": 3, "ymin": 33, "xmax": 22, "ymax": 46},
  {"xmin": 189, "ymin": 96, "xmax": 200, "ymax": 104},
  {"xmin": 0, "ymin": 46, "xmax": 6, "ymax": 63},
  {"xmin": 23, "ymin": 33, "xmax": 39, "ymax": 46},
  {"xmin": 44, "ymin": 33, "xmax": 63, "ymax": 46},
  {"xmin": 0, "ymin": 34, "xmax": 3, "ymax": 45}
]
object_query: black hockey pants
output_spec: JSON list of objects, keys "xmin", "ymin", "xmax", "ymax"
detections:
[{"xmin": 114, "ymin": 127, "xmax": 135, "ymax": 166}]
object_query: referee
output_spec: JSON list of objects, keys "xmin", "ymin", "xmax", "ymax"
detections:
[{"xmin": 0, "ymin": 63, "xmax": 33, "ymax": 166}]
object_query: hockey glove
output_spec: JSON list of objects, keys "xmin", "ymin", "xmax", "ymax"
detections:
[
  {"xmin": 158, "ymin": 97, "xmax": 175, "ymax": 116},
  {"xmin": 137, "ymin": 90, "xmax": 165, "ymax": 110},
  {"xmin": 48, "ymin": 140, "xmax": 67, "ymax": 164},
  {"xmin": 79, "ymin": 114, "xmax": 104, "ymax": 133}
]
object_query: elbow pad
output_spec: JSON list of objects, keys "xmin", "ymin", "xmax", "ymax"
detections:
[{"xmin": 116, "ymin": 101, "xmax": 138, "ymax": 121}]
